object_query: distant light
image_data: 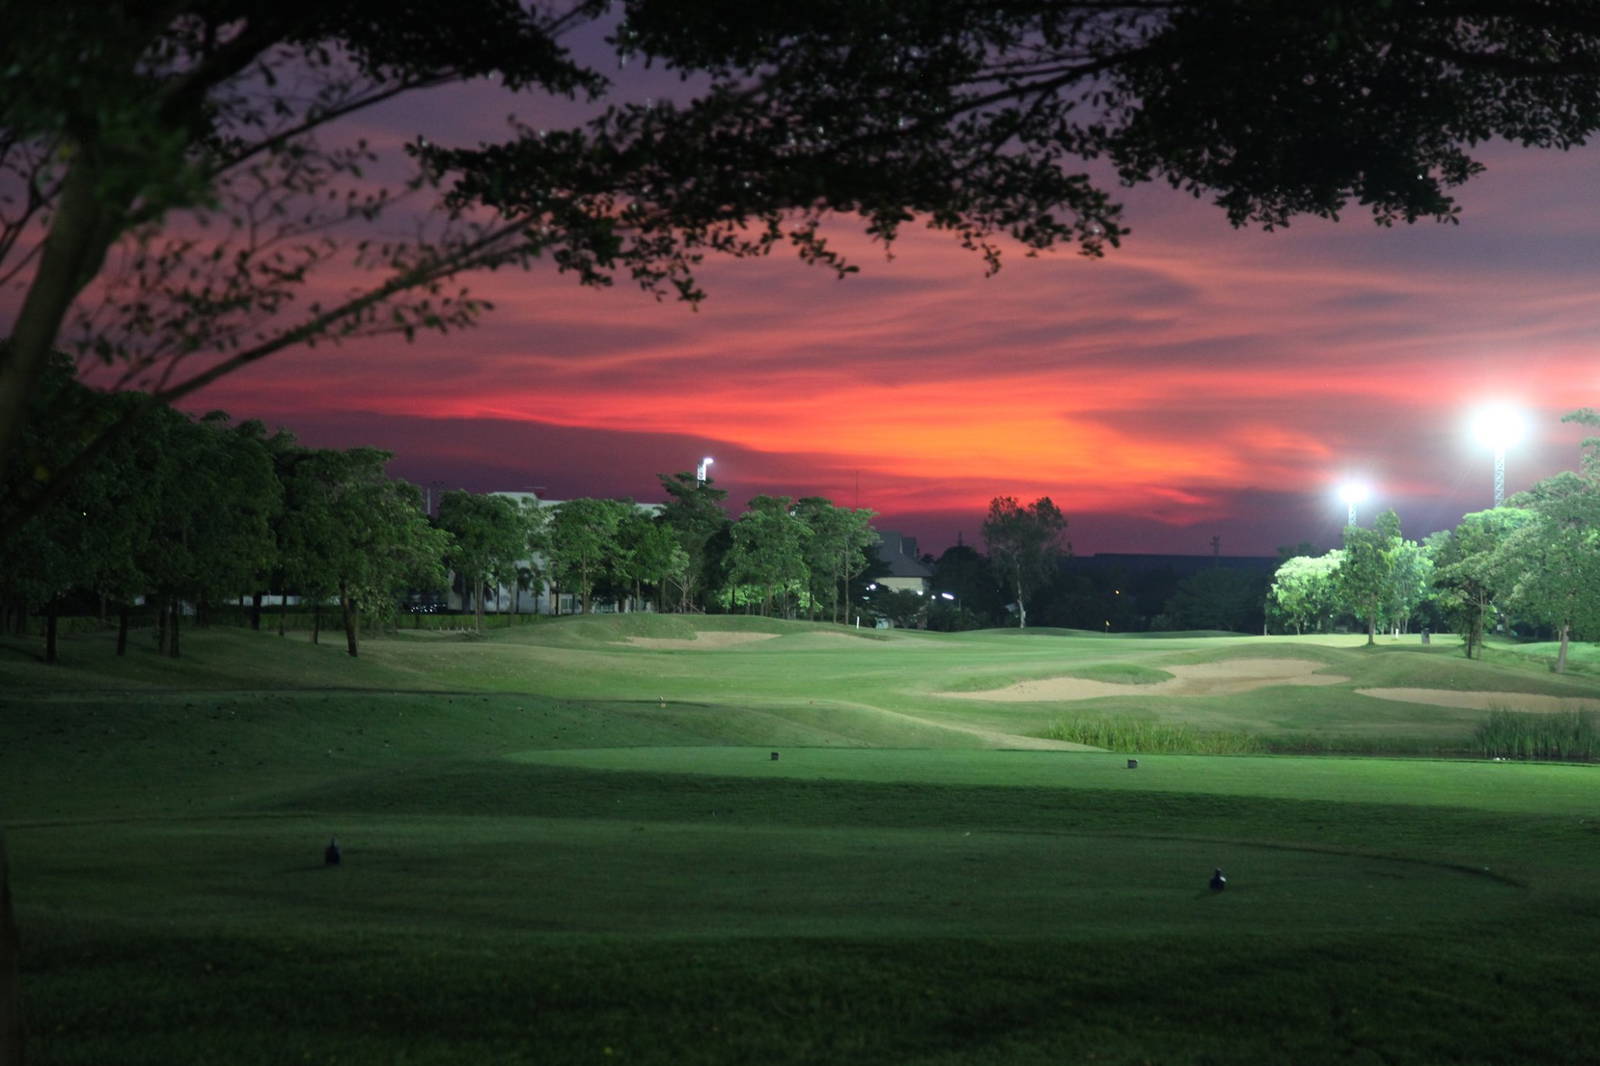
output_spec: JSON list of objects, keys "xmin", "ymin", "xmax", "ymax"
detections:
[{"xmin": 939, "ymin": 592, "xmax": 955, "ymax": 601}]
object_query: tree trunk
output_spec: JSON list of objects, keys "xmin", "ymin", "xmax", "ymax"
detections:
[
  {"xmin": 43, "ymin": 601, "xmax": 58, "ymax": 665},
  {"xmin": 168, "ymin": 599, "xmax": 181, "ymax": 658},
  {"xmin": 474, "ymin": 575, "xmax": 485, "ymax": 631},
  {"xmin": 340, "ymin": 581, "xmax": 359, "ymax": 657},
  {"xmin": 1366, "ymin": 617, "xmax": 1376, "ymax": 646},
  {"xmin": 278, "ymin": 593, "xmax": 287, "ymax": 637},
  {"xmin": 0, "ymin": 151, "xmax": 124, "ymax": 480},
  {"xmin": 156, "ymin": 597, "xmax": 168, "ymax": 655},
  {"xmin": 1016, "ymin": 579, "xmax": 1027, "ymax": 629},
  {"xmin": 1, "ymin": 831, "xmax": 23, "ymax": 1066},
  {"xmin": 1556, "ymin": 623, "xmax": 1570, "ymax": 674},
  {"xmin": 312, "ymin": 601, "xmax": 321, "ymax": 645},
  {"xmin": 250, "ymin": 591, "xmax": 263, "ymax": 631},
  {"xmin": 116, "ymin": 605, "xmax": 129, "ymax": 656}
]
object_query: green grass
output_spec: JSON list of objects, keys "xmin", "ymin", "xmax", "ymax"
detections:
[{"xmin": 5, "ymin": 617, "xmax": 1600, "ymax": 1063}]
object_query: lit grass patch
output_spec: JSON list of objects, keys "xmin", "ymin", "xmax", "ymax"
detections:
[
  {"xmin": 1474, "ymin": 707, "xmax": 1599, "ymax": 762},
  {"xmin": 941, "ymin": 662, "xmax": 1172, "ymax": 693},
  {"xmin": 1055, "ymin": 663, "xmax": 1173, "ymax": 684},
  {"xmin": 1040, "ymin": 715, "xmax": 1265, "ymax": 754}
]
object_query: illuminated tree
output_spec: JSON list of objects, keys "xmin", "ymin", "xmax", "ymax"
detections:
[
  {"xmin": 546, "ymin": 497, "xmax": 633, "ymax": 615},
  {"xmin": 794, "ymin": 497, "xmax": 877, "ymax": 623},
  {"xmin": 1432, "ymin": 508, "xmax": 1536, "ymax": 659},
  {"xmin": 726, "ymin": 495, "xmax": 811, "ymax": 617},
  {"xmin": 1269, "ymin": 552, "xmax": 1344, "ymax": 636},
  {"xmin": 1336, "ymin": 509, "xmax": 1403, "ymax": 646}
]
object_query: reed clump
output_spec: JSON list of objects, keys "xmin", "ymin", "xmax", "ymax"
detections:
[
  {"xmin": 1043, "ymin": 716, "xmax": 1264, "ymax": 755},
  {"xmin": 1474, "ymin": 707, "xmax": 1598, "ymax": 762}
]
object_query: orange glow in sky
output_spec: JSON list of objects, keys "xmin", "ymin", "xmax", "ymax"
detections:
[{"xmin": 31, "ymin": 101, "xmax": 1600, "ymax": 556}]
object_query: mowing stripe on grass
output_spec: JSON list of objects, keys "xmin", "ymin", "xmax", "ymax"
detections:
[{"xmin": 509, "ymin": 746, "xmax": 1600, "ymax": 815}]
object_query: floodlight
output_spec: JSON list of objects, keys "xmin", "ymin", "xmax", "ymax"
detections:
[
  {"xmin": 1337, "ymin": 481, "xmax": 1370, "ymax": 526},
  {"xmin": 1469, "ymin": 405, "xmax": 1526, "ymax": 506},
  {"xmin": 1470, "ymin": 406, "xmax": 1525, "ymax": 452}
]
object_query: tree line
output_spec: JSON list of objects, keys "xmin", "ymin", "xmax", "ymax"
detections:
[
  {"xmin": 436, "ymin": 477, "xmax": 880, "ymax": 629},
  {"xmin": 0, "ymin": 361, "xmax": 883, "ymax": 661},
  {"xmin": 1269, "ymin": 410, "xmax": 1600, "ymax": 670}
]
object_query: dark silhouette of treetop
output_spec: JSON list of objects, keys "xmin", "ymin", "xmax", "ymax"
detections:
[{"xmin": 8, "ymin": 0, "xmax": 1600, "ymax": 514}]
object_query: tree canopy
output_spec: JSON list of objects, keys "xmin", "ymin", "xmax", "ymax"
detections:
[
  {"xmin": 1269, "ymin": 552, "xmax": 1344, "ymax": 636},
  {"xmin": 982, "ymin": 496, "xmax": 1067, "ymax": 629},
  {"xmin": 10, "ymin": 1, "xmax": 1600, "ymax": 520},
  {"xmin": 1336, "ymin": 509, "xmax": 1404, "ymax": 646}
]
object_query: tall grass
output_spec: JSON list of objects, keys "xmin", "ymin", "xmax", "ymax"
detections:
[
  {"xmin": 1474, "ymin": 707, "xmax": 1599, "ymax": 762},
  {"xmin": 1042, "ymin": 715, "xmax": 1264, "ymax": 755},
  {"xmin": 1260, "ymin": 734, "xmax": 1465, "ymax": 758}
]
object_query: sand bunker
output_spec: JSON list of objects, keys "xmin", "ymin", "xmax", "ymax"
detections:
[
  {"xmin": 623, "ymin": 632, "xmax": 780, "ymax": 650},
  {"xmin": 947, "ymin": 658, "xmax": 1349, "ymax": 702},
  {"xmin": 1358, "ymin": 688, "xmax": 1600, "ymax": 713}
]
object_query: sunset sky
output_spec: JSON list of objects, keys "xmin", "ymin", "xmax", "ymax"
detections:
[{"xmin": 66, "ymin": 64, "xmax": 1600, "ymax": 559}]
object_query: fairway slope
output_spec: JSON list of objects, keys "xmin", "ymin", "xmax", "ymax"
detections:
[{"xmin": 1358, "ymin": 687, "xmax": 1600, "ymax": 712}]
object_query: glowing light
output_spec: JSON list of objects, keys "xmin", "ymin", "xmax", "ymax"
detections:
[
  {"xmin": 1469, "ymin": 405, "xmax": 1526, "ymax": 506},
  {"xmin": 1337, "ymin": 481, "xmax": 1371, "ymax": 526},
  {"xmin": 1470, "ymin": 405, "xmax": 1525, "ymax": 451}
]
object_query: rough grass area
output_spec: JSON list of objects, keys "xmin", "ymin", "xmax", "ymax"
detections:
[
  {"xmin": 5, "ymin": 619, "xmax": 1600, "ymax": 1063},
  {"xmin": 1474, "ymin": 707, "xmax": 1599, "ymax": 761},
  {"xmin": 1042, "ymin": 715, "xmax": 1264, "ymax": 753}
]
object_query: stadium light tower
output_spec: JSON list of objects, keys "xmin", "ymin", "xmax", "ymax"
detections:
[
  {"xmin": 696, "ymin": 456, "xmax": 714, "ymax": 485},
  {"xmin": 1470, "ymin": 406, "xmax": 1525, "ymax": 507},
  {"xmin": 1338, "ymin": 481, "xmax": 1370, "ymax": 527}
]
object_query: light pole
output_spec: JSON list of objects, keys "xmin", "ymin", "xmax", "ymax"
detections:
[
  {"xmin": 1471, "ymin": 406, "xmax": 1525, "ymax": 507},
  {"xmin": 696, "ymin": 456, "xmax": 714, "ymax": 485},
  {"xmin": 1338, "ymin": 481, "xmax": 1370, "ymax": 527}
]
